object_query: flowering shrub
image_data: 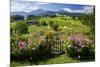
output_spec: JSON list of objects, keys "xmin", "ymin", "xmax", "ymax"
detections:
[
  {"xmin": 11, "ymin": 32, "xmax": 51, "ymax": 61},
  {"xmin": 28, "ymin": 32, "xmax": 46, "ymax": 48},
  {"xmin": 11, "ymin": 34, "xmax": 28, "ymax": 51},
  {"xmin": 68, "ymin": 33, "xmax": 89, "ymax": 47},
  {"xmin": 27, "ymin": 32, "xmax": 49, "ymax": 57},
  {"xmin": 65, "ymin": 33, "xmax": 95, "ymax": 60}
]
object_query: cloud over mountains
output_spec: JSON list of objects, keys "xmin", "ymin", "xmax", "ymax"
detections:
[{"xmin": 11, "ymin": 0, "xmax": 94, "ymax": 14}]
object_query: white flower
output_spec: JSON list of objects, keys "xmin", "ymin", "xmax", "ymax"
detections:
[
  {"xmin": 81, "ymin": 45, "xmax": 86, "ymax": 48},
  {"xmin": 77, "ymin": 49, "xmax": 80, "ymax": 52},
  {"xmin": 32, "ymin": 47, "xmax": 35, "ymax": 50},
  {"xmin": 78, "ymin": 55, "xmax": 80, "ymax": 58}
]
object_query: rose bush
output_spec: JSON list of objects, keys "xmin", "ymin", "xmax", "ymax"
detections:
[{"xmin": 64, "ymin": 33, "xmax": 95, "ymax": 60}]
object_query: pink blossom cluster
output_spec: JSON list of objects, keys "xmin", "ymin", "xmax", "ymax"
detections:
[{"xmin": 68, "ymin": 33, "xmax": 89, "ymax": 46}]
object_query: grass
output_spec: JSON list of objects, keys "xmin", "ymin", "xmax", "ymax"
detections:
[
  {"xmin": 28, "ymin": 24, "xmax": 90, "ymax": 35},
  {"xmin": 11, "ymin": 54, "xmax": 80, "ymax": 67},
  {"xmin": 38, "ymin": 54, "xmax": 80, "ymax": 64},
  {"xmin": 11, "ymin": 16, "xmax": 91, "ymax": 34},
  {"xmin": 28, "ymin": 25, "xmax": 53, "ymax": 33},
  {"xmin": 28, "ymin": 16, "xmax": 91, "ymax": 34}
]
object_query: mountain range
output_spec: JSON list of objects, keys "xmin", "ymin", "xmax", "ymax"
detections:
[{"xmin": 11, "ymin": 9, "xmax": 86, "ymax": 17}]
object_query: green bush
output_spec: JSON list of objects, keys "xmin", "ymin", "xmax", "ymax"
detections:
[
  {"xmin": 52, "ymin": 23, "xmax": 59, "ymax": 31},
  {"xmin": 66, "ymin": 45, "xmax": 95, "ymax": 60},
  {"xmin": 11, "ymin": 48, "xmax": 35, "ymax": 61},
  {"xmin": 15, "ymin": 22, "xmax": 28, "ymax": 35},
  {"xmin": 67, "ymin": 45, "xmax": 78, "ymax": 58},
  {"xmin": 49, "ymin": 21, "xmax": 54, "ymax": 27},
  {"xmin": 11, "ymin": 15, "xmax": 24, "ymax": 22},
  {"xmin": 41, "ymin": 21, "xmax": 48, "ymax": 26}
]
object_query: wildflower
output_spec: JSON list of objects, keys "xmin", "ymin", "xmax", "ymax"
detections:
[
  {"xmin": 19, "ymin": 40, "xmax": 26, "ymax": 49},
  {"xmin": 77, "ymin": 49, "xmax": 80, "ymax": 52},
  {"xmin": 32, "ymin": 47, "xmax": 35, "ymax": 50},
  {"xmin": 81, "ymin": 45, "xmax": 86, "ymax": 48},
  {"xmin": 78, "ymin": 55, "xmax": 80, "ymax": 58}
]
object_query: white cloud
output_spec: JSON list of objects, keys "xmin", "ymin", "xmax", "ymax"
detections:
[
  {"xmin": 62, "ymin": 6, "xmax": 94, "ymax": 14},
  {"xmin": 26, "ymin": 6, "xmax": 40, "ymax": 12},
  {"xmin": 63, "ymin": 8, "xmax": 72, "ymax": 12},
  {"xmin": 29, "ymin": 6, "xmax": 39, "ymax": 10},
  {"xmin": 11, "ymin": 2, "xmax": 26, "ymax": 12},
  {"xmin": 82, "ymin": 6, "xmax": 94, "ymax": 14},
  {"xmin": 11, "ymin": 0, "xmax": 50, "ymax": 12},
  {"xmin": 63, "ymin": 8, "xmax": 85, "ymax": 13},
  {"xmin": 35, "ymin": 2, "xmax": 50, "ymax": 5},
  {"xmin": 11, "ymin": 1, "xmax": 31, "ymax": 12},
  {"xmin": 11, "ymin": 0, "xmax": 94, "ymax": 14}
]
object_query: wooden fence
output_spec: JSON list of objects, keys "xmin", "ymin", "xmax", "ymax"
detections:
[{"xmin": 46, "ymin": 37, "xmax": 64, "ymax": 55}]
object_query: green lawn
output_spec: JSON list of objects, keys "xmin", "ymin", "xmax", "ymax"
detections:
[{"xmin": 11, "ymin": 54, "xmax": 80, "ymax": 67}]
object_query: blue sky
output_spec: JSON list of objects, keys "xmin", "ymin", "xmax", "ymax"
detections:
[{"xmin": 11, "ymin": 0, "xmax": 94, "ymax": 13}]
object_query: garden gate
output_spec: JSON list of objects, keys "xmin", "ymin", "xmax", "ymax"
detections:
[{"xmin": 46, "ymin": 37, "xmax": 64, "ymax": 55}]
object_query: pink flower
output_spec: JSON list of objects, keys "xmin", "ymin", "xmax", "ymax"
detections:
[
  {"xmin": 68, "ymin": 33, "xmax": 88, "ymax": 46},
  {"xmin": 19, "ymin": 41, "xmax": 26, "ymax": 49}
]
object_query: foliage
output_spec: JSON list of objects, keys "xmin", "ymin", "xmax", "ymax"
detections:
[
  {"xmin": 65, "ymin": 33, "xmax": 95, "ymax": 60},
  {"xmin": 49, "ymin": 20, "xmax": 54, "ymax": 27},
  {"xmin": 45, "ymin": 31, "xmax": 55, "ymax": 39},
  {"xmin": 51, "ymin": 23, "xmax": 59, "ymax": 31},
  {"xmin": 15, "ymin": 22, "xmax": 28, "ymax": 35},
  {"xmin": 40, "ymin": 20, "xmax": 48, "ymax": 26},
  {"xmin": 11, "ymin": 15, "xmax": 24, "ymax": 22},
  {"xmin": 78, "ymin": 7, "xmax": 95, "ymax": 27},
  {"xmin": 11, "ymin": 48, "xmax": 35, "ymax": 61},
  {"xmin": 27, "ymin": 14, "xmax": 35, "ymax": 20}
]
